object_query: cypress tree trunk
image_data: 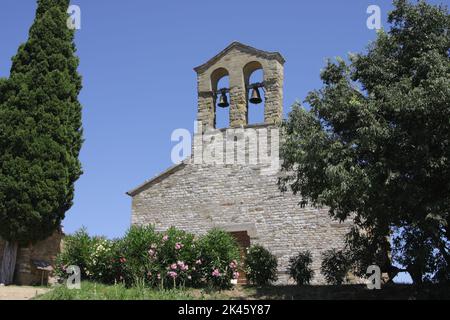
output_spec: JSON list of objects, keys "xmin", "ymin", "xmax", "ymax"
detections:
[{"xmin": 0, "ymin": 241, "xmax": 18, "ymax": 285}]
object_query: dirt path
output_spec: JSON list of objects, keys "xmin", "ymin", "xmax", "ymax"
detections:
[{"xmin": 0, "ymin": 286, "xmax": 50, "ymax": 300}]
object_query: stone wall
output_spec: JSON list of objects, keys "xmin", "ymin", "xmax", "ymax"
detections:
[
  {"xmin": 130, "ymin": 162, "xmax": 352, "ymax": 285},
  {"xmin": 0, "ymin": 229, "xmax": 63, "ymax": 286}
]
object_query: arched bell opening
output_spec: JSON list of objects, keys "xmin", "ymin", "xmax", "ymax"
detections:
[
  {"xmin": 243, "ymin": 62, "xmax": 265, "ymax": 125},
  {"xmin": 211, "ymin": 68, "xmax": 230, "ymax": 129}
]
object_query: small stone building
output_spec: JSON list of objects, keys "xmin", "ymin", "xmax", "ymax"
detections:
[
  {"xmin": 128, "ymin": 42, "xmax": 352, "ymax": 284},
  {"xmin": 0, "ymin": 229, "xmax": 63, "ymax": 285}
]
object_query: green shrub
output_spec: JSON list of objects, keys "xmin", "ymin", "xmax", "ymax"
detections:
[
  {"xmin": 321, "ymin": 249, "xmax": 351, "ymax": 285},
  {"xmin": 116, "ymin": 225, "xmax": 161, "ymax": 286},
  {"xmin": 116, "ymin": 226, "xmax": 203, "ymax": 288},
  {"xmin": 151, "ymin": 226, "xmax": 199, "ymax": 288},
  {"xmin": 56, "ymin": 227, "xmax": 242, "ymax": 290},
  {"xmin": 55, "ymin": 228, "xmax": 116, "ymax": 284},
  {"xmin": 288, "ymin": 251, "xmax": 314, "ymax": 285},
  {"xmin": 198, "ymin": 229, "xmax": 241, "ymax": 290},
  {"xmin": 86, "ymin": 238, "xmax": 118, "ymax": 283},
  {"xmin": 55, "ymin": 227, "xmax": 95, "ymax": 279},
  {"xmin": 245, "ymin": 245, "xmax": 278, "ymax": 286}
]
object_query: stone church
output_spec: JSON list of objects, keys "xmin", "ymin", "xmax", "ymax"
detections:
[{"xmin": 128, "ymin": 42, "xmax": 352, "ymax": 284}]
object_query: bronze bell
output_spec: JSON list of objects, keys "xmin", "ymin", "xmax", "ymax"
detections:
[
  {"xmin": 249, "ymin": 86, "xmax": 263, "ymax": 105},
  {"xmin": 217, "ymin": 91, "xmax": 229, "ymax": 108}
]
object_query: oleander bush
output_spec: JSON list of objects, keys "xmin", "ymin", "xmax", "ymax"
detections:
[
  {"xmin": 55, "ymin": 228, "xmax": 117, "ymax": 283},
  {"xmin": 56, "ymin": 226, "xmax": 241, "ymax": 290},
  {"xmin": 245, "ymin": 245, "xmax": 278, "ymax": 286},
  {"xmin": 197, "ymin": 229, "xmax": 241, "ymax": 290},
  {"xmin": 288, "ymin": 251, "xmax": 314, "ymax": 285},
  {"xmin": 119, "ymin": 225, "xmax": 200, "ymax": 288}
]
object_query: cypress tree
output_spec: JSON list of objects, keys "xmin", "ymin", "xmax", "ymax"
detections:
[{"xmin": 0, "ymin": 0, "xmax": 83, "ymax": 284}]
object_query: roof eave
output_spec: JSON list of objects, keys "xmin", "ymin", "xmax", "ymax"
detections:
[{"xmin": 126, "ymin": 162, "xmax": 188, "ymax": 197}]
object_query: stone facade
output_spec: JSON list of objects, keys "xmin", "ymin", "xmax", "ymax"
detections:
[
  {"xmin": 130, "ymin": 162, "xmax": 352, "ymax": 284},
  {"xmin": 128, "ymin": 43, "xmax": 352, "ymax": 284},
  {"xmin": 0, "ymin": 229, "xmax": 63, "ymax": 286}
]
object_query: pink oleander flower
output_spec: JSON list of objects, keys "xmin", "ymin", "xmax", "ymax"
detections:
[
  {"xmin": 170, "ymin": 263, "xmax": 178, "ymax": 270},
  {"xmin": 157, "ymin": 273, "xmax": 161, "ymax": 280},
  {"xmin": 167, "ymin": 271, "xmax": 178, "ymax": 279},
  {"xmin": 177, "ymin": 261, "xmax": 189, "ymax": 271},
  {"xmin": 233, "ymin": 272, "xmax": 240, "ymax": 280},
  {"xmin": 162, "ymin": 235, "xmax": 169, "ymax": 242},
  {"xmin": 148, "ymin": 249, "xmax": 156, "ymax": 257},
  {"xmin": 212, "ymin": 269, "xmax": 221, "ymax": 277},
  {"xmin": 150, "ymin": 243, "xmax": 157, "ymax": 249},
  {"xmin": 175, "ymin": 242, "xmax": 183, "ymax": 250},
  {"xmin": 119, "ymin": 257, "xmax": 126, "ymax": 264},
  {"xmin": 229, "ymin": 261, "xmax": 238, "ymax": 269},
  {"xmin": 195, "ymin": 259, "xmax": 202, "ymax": 265}
]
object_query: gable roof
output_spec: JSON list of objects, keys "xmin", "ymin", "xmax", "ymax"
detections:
[
  {"xmin": 194, "ymin": 41, "xmax": 285, "ymax": 74},
  {"xmin": 126, "ymin": 162, "xmax": 188, "ymax": 197}
]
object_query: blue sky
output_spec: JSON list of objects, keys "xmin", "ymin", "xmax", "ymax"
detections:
[{"xmin": 0, "ymin": 0, "xmax": 447, "ymax": 243}]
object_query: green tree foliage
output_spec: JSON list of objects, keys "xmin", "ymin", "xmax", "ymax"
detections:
[
  {"xmin": 280, "ymin": 0, "xmax": 449, "ymax": 284},
  {"xmin": 0, "ymin": 0, "xmax": 83, "ymax": 244},
  {"xmin": 321, "ymin": 249, "xmax": 351, "ymax": 285}
]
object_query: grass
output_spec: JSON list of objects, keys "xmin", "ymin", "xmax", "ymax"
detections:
[
  {"xmin": 35, "ymin": 282, "xmax": 198, "ymax": 300},
  {"xmin": 35, "ymin": 282, "xmax": 450, "ymax": 300},
  {"xmin": 35, "ymin": 282, "xmax": 241, "ymax": 300}
]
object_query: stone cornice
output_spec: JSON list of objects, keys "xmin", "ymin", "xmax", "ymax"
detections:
[{"xmin": 194, "ymin": 41, "xmax": 285, "ymax": 74}]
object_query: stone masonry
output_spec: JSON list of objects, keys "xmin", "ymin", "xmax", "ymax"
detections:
[
  {"xmin": 129, "ymin": 162, "xmax": 352, "ymax": 284},
  {"xmin": 194, "ymin": 42, "xmax": 284, "ymax": 129},
  {"xmin": 128, "ymin": 42, "xmax": 352, "ymax": 284},
  {"xmin": 0, "ymin": 229, "xmax": 63, "ymax": 286}
]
